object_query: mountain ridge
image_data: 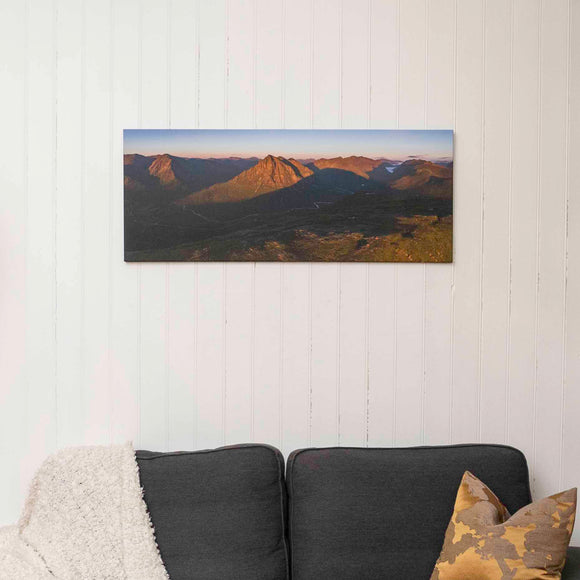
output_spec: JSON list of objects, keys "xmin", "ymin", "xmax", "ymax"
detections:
[
  {"xmin": 124, "ymin": 153, "xmax": 259, "ymax": 195},
  {"xmin": 178, "ymin": 155, "xmax": 315, "ymax": 205},
  {"xmin": 124, "ymin": 152, "xmax": 453, "ymax": 209}
]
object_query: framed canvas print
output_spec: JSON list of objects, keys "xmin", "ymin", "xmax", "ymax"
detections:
[{"xmin": 124, "ymin": 129, "xmax": 453, "ymax": 262}]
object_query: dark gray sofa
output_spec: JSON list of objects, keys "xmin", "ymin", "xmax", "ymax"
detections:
[{"xmin": 137, "ymin": 443, "xmax": 580, "ymax": 579}]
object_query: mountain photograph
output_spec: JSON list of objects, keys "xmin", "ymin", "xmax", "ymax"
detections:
[{"xmin": 124, "ymin": 129, "xmax": 453, "ymax": 262}]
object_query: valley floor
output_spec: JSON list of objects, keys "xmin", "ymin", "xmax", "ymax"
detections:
[{"xmin": 127, "ymin": 216, "xmax": 452, "ymax": 262}]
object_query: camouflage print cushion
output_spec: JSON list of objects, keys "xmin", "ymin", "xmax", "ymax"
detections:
[{"xmin": 431, "ymin": 471, "xmax": 577, "ymax": 580}]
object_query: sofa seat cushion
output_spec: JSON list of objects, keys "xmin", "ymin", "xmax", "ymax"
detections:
[
  {"xmin": 286, "ymin": 444, "xmax": 532, "ymax": 580},
  {"xmin": 564, "ymin": 547, "xmax": 580, "ymax": 579},
  {"xmin": 137, "ymin": 444, "xmax": 289, "ymax": 580}
]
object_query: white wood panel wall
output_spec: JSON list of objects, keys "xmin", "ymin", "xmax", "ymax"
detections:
[{"xmin": 0, "ymin": 0, "xmax": 578, "ymax": 544}]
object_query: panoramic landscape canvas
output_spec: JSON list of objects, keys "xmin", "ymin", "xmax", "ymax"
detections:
[{"xmin": 124, "ymin": 129, "xmax": 453, "ymax": 262}]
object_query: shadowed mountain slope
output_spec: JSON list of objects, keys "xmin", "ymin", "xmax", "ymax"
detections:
[
  {"xmin": 179, "ymin": 155, "xmax": 315, "ymax": 204},
  {"xmin": 386, "ymin": 159, "xmax": 452, "ymax": 192},
  {"xmin": 124, "ymin": 153, "xmax": 259, "ymax": 194},
  {"xmin": 186, "ymin": 168, "xmax": 372, "ymax": 221},
  {"xmin": 310, "ymin": 155, "xmax": 391, "ymax": 178}
]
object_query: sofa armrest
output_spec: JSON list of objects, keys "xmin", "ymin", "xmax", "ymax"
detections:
[{"xmin": 564, "ymin": 547, "xmax": 580, "ymax": 579}]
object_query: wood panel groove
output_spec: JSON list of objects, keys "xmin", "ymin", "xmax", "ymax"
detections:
[
  {"xmin": 365, "ymin": 0, "xmax": 371, "ymax": 448},
  {"xmin": 52, "ymin": 0, "xmax": 59, "ymax": 453},
  {"xmin": 392, "ymin": 267, "xmax": 398, "ymax": 444},
  {"xmin": 307, "ymin": 264, "xmax": 313, "ymax": 447},
  {"xmin": 476, "ymin": 0, "xmax": 487, "ymax": 444},
  {"xmin": 562, "ymin": 0, "xmax": 580, "ymax": 524},
  {"xmin": 531, "ymin": 0, "xmax": 544, "ymax": 492},
  {"xmin": 136, "ymin": 1, "xmax": 143, "ymax": 449},
  {"xmin": 21, "ymin": 0, "xmax": 30, "ymax": 493},
  {"xmin": 107, "ymin": 0, "xmax": 114, "ymax": 446},
  {"xmin": 397, "ymin": 0, "xmax": 401, "ymax": 126},
  {"xmin": 193, "ymin": 263, "xmax": 199, "ymax": 449},
  {"xmin": 365, "ymin": 264, "xmax": 370, "ymax": 447},
  {"xmin": 448, "ymin": 0, "xmax": 458, "ymax": 445},
  {"xmin": 79, "ymin": 0, "xmax": 86, "ymax": 443},
  {"xmin": 222, "ymin": 263, "xmax": 227, "ymax": 447},
  {"xmin": 250, "ymin": 263, "xmax": 256, "ymax": 441},
  {"xmin": 336, "ymin": 271, "xmax": 341, "ymax": 445},
  {"xmin": 421, "ymin": 266, "xmax": 426, "ymax": 445},
  {"xmin": 164, "ymin": 266, "xmax": 170, "ymax": 451},
  {"xmin": 505, "ymin": 0, "xmax": 514, "ymax": 447},
  {"xmin": 559, "ymin": 0, "xmax": 572, "ymax": 490},
  {"xmin": 279, "ymin": 265, "xmax": 284, "ymax": 450},
  {"xmin": 422, "ymin": 0, "xmax": 428, "ymax": 446},
  {"xmin": 535, "ymin": 0, "xmax": 568, "ymax": 499}
]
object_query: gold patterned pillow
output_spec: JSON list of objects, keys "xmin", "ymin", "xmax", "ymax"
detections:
[{"xmin": 431, "ymin": 471, "xmax": 576, "ymax": 580}]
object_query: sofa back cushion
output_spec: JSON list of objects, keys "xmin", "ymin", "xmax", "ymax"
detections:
[
  {"xmin": 286, "ymin": 444, "xmax": 532, "ymax": 580},
  {"xmin": 137, "ymin": 444, "xmax": 289, "ymax": 580}
]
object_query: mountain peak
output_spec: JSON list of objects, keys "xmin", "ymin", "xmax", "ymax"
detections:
[
  {"xmin": 124, "ymin": 153, "xmax": 146, "ymax": 166},
  {"xmin": 311, "ymin": 155, "xmax": 386, "ymax": 178},
  {"xmin": 180, "ymin": 154, "xmax": 314, "ymax": 205},
  {"xmin": 389, "ymin": 158, "xmax": 452, "ymax": 190},
  {"xmin": 149, "ymin": 153, "xmax": 181, "ymax": 186},
  {"xmin": 249, "ymin": 154, "xmax": 313, "ymax": 186}
]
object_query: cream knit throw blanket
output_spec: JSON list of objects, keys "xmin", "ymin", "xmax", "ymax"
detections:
[{"xmin": 0, "ymin": 443, "xmax": 169, "ymax": 579}]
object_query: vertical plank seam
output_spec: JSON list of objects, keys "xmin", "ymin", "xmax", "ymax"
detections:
[
  {"xmin": 307, "ymin": 264, "xmax": 313, "ymax": 446},
  {"xmin": 279, "ymin": 0, "xmax": 286, "ymax": 452},
  {"xmin": 505, "ymin": 0, "xmax": 515, "ymax": 446},
  {"xmin": 337, "ymin": 0, "xmax": 344, "ymax": 446},
  {"xmin": 477, "ymin": 0, "xmax": 487, "ymax": 444},
  {"xmin": 23, "ymin": 0, "xmax": 30, "ymax": 469},
  {"xmin": 225, "ymin": 0, "xmax": 230, "ymax": 129},
  {"xmin": 392, "ymin": 267, "xmax": 398, "ymax": 445},
  {"xmin": 367, "ymin": 0, "xmax": 372, "ymax": 126},
  {"xmin": 194, "ymin": 263, "xmax": 199, "ymax": 449},
  {"xmin": 396, "ymin": 0, "xmax": 400, "ymax": 128},
  {"xmin": 223, "ymin": 0, "xmax": 230, "ymax": 447},
  {"xmin": 449, "ymin": 0, "xmax": 458, "ymax": 445},
  {"xmin": 80, "ymin": 0, "xmax": 87, "ymax": 444},
  {"xmin": 250, "ymin": 0, "xmax": 257, "ymax": 442},
  {"xmin": 223, "ymin": 263, "xmax": 227, "ymax": 446},
  {"xmin": 164, "ymin": 265, "xmax": 170, "ymax": 451},
  {"xmin": 165, "ymin": 0, "xmax": 172, "ymax": 453},
  {"xmin": 339, "ymin": 0, "xmax": 343, "ymax": 125},
  {"xmin": 532, "ymin": 0, "xmax": 543, "ymax": 495},
  {"xmin": 279, "ymin": 265, "xmax": 284, "ymax": 451},
  {"xmin": 310, "ymin": 0, "xmax": 314, "ymax": 129},
  {"xmin": 421, "ymin": 267, "xmax": 427, "ymax": 444},
  {"xmin": 250, "ymin": 263, "xmax": 256, "ymax": 441},
  {"xmin": 559, "ymin": 0, "xmax": 572, "ymax": 489},
  {"xmin": 422, "ymin": 0, "xmax": 429, "ymax": 445},
  {"xmin": 107, "ymin": 0, "xmax": 114, "ymax": 444},
  {"xmin": 193, "ymin": 0, "xmax": 201, "ymax": 451},
  {"xmin": 365, "ymin": 264, "xmax": 370, "ymax": 446},
  {"xmin": 137, "ymin": 0, "xmax": 143, "ymax": 447},
  {"xmin": 252, "ymin": 0, "xmax": 257, "ymax": 130},
  {"xmin": 196, "ymin": 0, "xmax": 200, "ymax": 129},
  {"xmin": 365, "ymin": 0, "xmax": 372, "ymax": 447},
  {"xmin": 425, "ymin": 0, "xmax": 429, "ymax": 129},
  {"xmin": 307, "ymin": 0, "xmax": 314, "ymax": 447},
  {"xmin": 53, "ymin": 0, "xmax": 60, "ymax": 450},
  {"xmin": 168, "ymin": 0, "xmax": 172, "ymax": 122},
  {"xmin": 281, "ymin": 0, "xmax": 286, "ymax": 128},
  {"xmin": 393, "ymin": 0, "xmax": 401, "ymax": 446},
  {"xmin": 336, "ymin": 265, "xmax": 341, "ymax": 446}
]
